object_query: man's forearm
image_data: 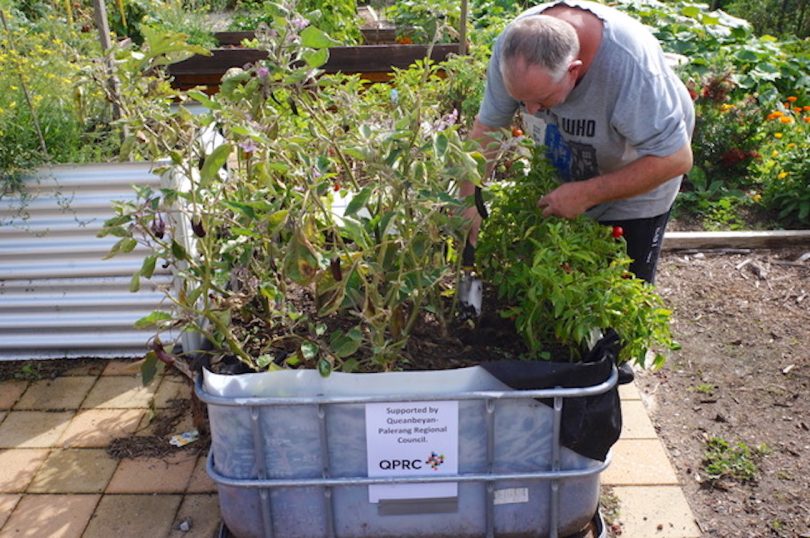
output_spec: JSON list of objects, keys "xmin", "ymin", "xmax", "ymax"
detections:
[
  {"xmin": 538, "ymin": 142, "xmax": 693, "ymax": 218},
  {"xmin": 584, "ymin": 143, "xmax": 693, "ymax": 206}
]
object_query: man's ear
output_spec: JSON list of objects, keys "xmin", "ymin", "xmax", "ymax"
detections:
[{"xmin": 568, "ymin": 59, "xmax": 584, "ymax": 75}]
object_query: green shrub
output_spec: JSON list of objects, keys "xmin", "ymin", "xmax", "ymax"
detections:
[
  {"xmin": 476, "ymin": 147, "xmax": 676, "ymax": 366},
  {"xmin": 230, "ymin": 0, "xmax": 362, "ymax": 45},
  {"xmin": 0, "ymin": 7, "xmax": 119, "ymax": 188}
]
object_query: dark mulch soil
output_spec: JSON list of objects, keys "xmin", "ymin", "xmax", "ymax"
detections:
[{"xmin": 107, "ymin": 397, "xmax": 210, "ymax": 460}]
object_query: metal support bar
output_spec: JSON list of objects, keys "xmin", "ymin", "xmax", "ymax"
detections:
[
  {"xmin": 206, "ymin": 452, "xmax": 610, "ymax": 489},
  {"xmin": 485, "ymin": 399, "xmax": 495, "ymax": 538},
  {"xmin": 550, "ymin": 395, "xmax": 564, "ymax": 538},
  {"xmin": 318, "ymin": 404, "xmax": 336, "ymax": 538},
  {"xmin": 249, "ymin": 407, "xmax": 274, "ymax": 538},
  {"xmin": 196, "ymin": 368, "xmax": 619, "ymax": 407}
]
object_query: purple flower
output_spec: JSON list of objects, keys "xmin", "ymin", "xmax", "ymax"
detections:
[
  {"xmin": 239, "ymin": 139, "xmax": 258, "ymax": 154},
  {"xmin": 291, "ymin": 16, "xmax": 310, "ymax": 31},
  {"xmin": 256, "ymin": 65, "xmax": 270, "ymax": 79},
  {"xmin": 434, "ymin": 109, "xmax": 459, "ymax": 132}
]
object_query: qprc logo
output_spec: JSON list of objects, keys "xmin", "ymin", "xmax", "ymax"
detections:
[{"xmin": 426, "ymin": 451, "xmax": 445, "ymax": 471}]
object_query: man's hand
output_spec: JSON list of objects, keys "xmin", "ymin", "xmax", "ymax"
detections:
[
  {"xmin": 537, "ymin": 181, "xmax": 593, "ymax": 219},
  {"xmin": 462, "ymin": 204, "xmax": 483, "ymax": 245}
]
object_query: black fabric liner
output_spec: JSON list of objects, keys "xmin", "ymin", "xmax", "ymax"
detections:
[{"xmin": 480, "ymin": 330, "xmax": 624, "ymax": 461}]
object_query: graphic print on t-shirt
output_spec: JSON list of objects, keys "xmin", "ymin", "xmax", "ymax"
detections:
[
  {"xmin": 543, "ymin": 123, "xmax": 600, "ymax": 182},
  {"xmin": 544, "ymin": 124, "xmax": 573, "ymax": 182},
  {"xmin": 568, "ymin": 140, "xmax": 599, "ymax": 181}
]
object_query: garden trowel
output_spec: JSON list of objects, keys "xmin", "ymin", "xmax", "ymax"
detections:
[
  {"xmin": 458, "ymin": 187, "xmax": 488, "ymax": 321},
  {"xmin": 458, "ymin": 241, "xmax": 483, "ymax": 320}
]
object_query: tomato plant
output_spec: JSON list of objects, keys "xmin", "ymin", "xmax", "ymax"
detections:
[{"xmin": 476, "ymin": 147, "xmax": 676, "ymax": 366}]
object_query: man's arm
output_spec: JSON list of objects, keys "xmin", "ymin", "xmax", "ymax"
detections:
[
  {"xmin": 537, "ymin": 142, "xmax": 693, "ymax": 219},
  {"xmin": 460, "ymin": 117, "xmax": 504, "ymax": 244}
]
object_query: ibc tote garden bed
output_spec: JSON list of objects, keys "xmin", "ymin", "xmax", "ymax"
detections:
[{"xmin": 197, "ymin": 354, "xmax": 620, "ymax": 538}]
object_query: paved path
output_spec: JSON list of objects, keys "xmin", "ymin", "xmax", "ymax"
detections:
[{"xmin": 0, "ymin": 361, "xmax": 700, "ymax": 537}]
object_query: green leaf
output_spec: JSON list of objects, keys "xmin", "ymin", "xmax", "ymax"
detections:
[
  {"xmin": 171, "ymin": 239, "xmax": 188, "ymax": 261},
  {"xmin": 301, "ymin": 341, "xmax": 319, "ymax": 360},
  {"xmin": 330, "ymin": 327, "xmax": 362, "ymax": 358},
  {"xmin": 434, "ymin": 133, "xmax": 448, "ymax": 157},
  {"xmin": 300, "ymin": 26, "xmax": 340, "ymax": 49},
  {"xmin": 188, "ymin": 90, "xmax": 221, "ymax": 110},
  {"xmin": 223, "ymin": 200, "xmax": 257, "ymax": 220},
  {"xmin": 140, "ymin": 25, "xmax": 210, "ymax": 66},
  {"xmin": 134, "ymin": 310, "xmax": 174, "ymax": 329},
  {"xmin": 141, "ymin": 351, "xmax": 159, "ymax": 386},
  {"xmin": 200, "ymin": 143, "xmax": 233, "ymax": 186},
  {"xmin": 257, "ymin": 354, "xmax": 275, "ymax": 369},
  {"xmin": 680, "ymin": 6, "xmax": 700, "ymax": 18},
  {"xmin": 302, "ymin": 48, "xmax": 329, "ymax": 68},
  {"xmin": 103, "ymin": 237, "xmax": 138, "ymax": 260},
  {"xmin": 104, "ymin": 214, "xmax": 132, "ymax": 227},
  {"xmin": 344, "ymin": 187, "xmax": 372, "ymax": 217},
  {"xmin": 318, "ymin": 357, "xmax": 332, "ymax": 377},
  {"xmin": 265, "ymin": 209, "xmax": 289, "ymax": 233},
  {"xmin": 129, "ymin": 273, "xmax": 141, "ymax": 293},
  {"xmin": 140, "ymin": 255, "xmax": 157, "ymax": 278}
]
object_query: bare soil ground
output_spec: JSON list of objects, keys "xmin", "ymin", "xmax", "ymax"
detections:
[{"xmin": 636, "ymin": 248, "xmax": 810, "ymax": 538}]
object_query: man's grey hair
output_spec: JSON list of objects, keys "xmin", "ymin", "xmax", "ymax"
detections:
[{"xmin": 499, "ymin": 15, "xmax": 580, "ymax": 82}]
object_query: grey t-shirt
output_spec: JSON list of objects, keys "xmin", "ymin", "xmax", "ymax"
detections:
[{"xmin": 478, "ymin": 0, "xmax": 695, "ymax": 220}]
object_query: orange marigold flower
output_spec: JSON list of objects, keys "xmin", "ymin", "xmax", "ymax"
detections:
[
  {"xmin": 805, "ymin": 116, "xmax": 810, "ymax": 123},
  {"xmin": 779, "ymin": 116, "xmax": 794, "ymax": 124},
  {"xmin": 786, "ymin": 96, "xmax": 798, "ymax": 103},
  {"xmin": 803, "ymin": 106, "xmax": 810, "ymax": 112},
  {"xmin": 767, "ymin": 111, "xmax": 783, "ymax": 120}
]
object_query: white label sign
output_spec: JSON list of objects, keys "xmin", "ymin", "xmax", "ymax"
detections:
[{"xmin": 365, "ymin": 400, "xmax": 459, "ymax": 503}]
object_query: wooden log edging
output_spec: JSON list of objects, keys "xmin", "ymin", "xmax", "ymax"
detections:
[
  {"xmin": 663, "ymin": 230, "xmax": 810, "ymax": 251},
  {"xmin": 168, "ymin": 43, "xmax": 461, "ymax": 90}
]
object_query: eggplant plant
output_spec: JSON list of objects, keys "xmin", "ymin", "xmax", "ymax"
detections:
[{"xmin": 99, "ymin": 2, "xmax": 485, "ymax": 376}]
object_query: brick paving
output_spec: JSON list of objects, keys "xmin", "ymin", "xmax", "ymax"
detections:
[{"xmin": 0, "ymin": 359, "xmax": 701, "ymax": 537}]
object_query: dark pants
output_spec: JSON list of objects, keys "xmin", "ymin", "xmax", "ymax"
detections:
[{"xmin": 599, "ymin": 210, "xmax": 671, "ymax": 284}]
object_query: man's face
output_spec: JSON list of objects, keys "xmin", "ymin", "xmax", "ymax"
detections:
[{"xmin": 504, "ymin": 58, "xmax": 581, "ymax": 114}]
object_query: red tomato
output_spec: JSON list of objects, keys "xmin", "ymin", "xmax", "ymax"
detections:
[
  {"xmin": 512, "ymin": 127, "xmax": 524, "ymax": 137},
  {"xmin": 612, "ymin": 226, "xmax": 624, "ymax": 239}
]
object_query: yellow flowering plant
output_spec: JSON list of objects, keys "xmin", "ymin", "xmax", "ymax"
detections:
[
  {"xmin": 0, "ymin": 6, "xmax": 119, "ymax": 190},
  {"xmin": 756, "ymin": 96, "xmax": 810, "ymax": 226}
]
